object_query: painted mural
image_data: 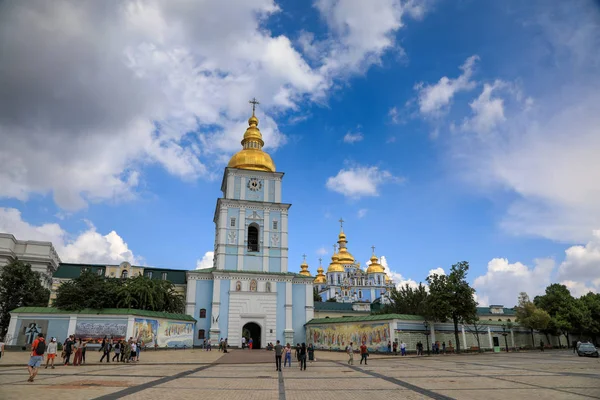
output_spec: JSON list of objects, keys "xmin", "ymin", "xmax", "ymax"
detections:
[
  {"xmin": 18, "ymin": 319, "xmax": 49, "ymax": 346},
  {"xmin": 74, "ymin": 320, "xmax": 126, "ymax": 343},
  {"xmin": 307, "ymin": 322, "xmax": 390, "ymax": 351},
  {"xmin": 133, "ymin": 318, "xmax": 158, "ymax": 346},
  {"xmin": 157, "ymin": 321, "xmax": 193, "ymax": 347}
]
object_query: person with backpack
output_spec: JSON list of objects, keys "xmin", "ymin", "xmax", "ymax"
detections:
[{"xmin": 27, "ymin": 333, "xmax": 46, "ymax": 382}]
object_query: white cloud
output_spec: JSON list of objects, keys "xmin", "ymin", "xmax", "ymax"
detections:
[
  {"xmin": 388, "ymin": 106, "xmax": 400, "ymax": 124},
  {"xmin": 415, "ymin": 55, "xmax": 479, "ymax": 116},
  {"xmin": 316, "ymin": 246, "xmax": 328, "ymax": 256},
  {"xmin": 461, "ymin": 80, "xmax": 507, "ymax": 133},
  {"xmin": 196, "ymin": 251, "xmax": 214, "ymax": 270},
  {"xmin": 0, "ymin": 207, "xmax": 139, "ymax": 264},
  {"xmin": 357, "ymin": 209, "xmax": 368, "ymax": 218},
  {"xmin": 428, "ymin": 267, "xmax": 445, "ymax": 277},
  {"xmin": 343, "ymin": 131, "xmax": 364, "ymax": 143},
  {"xmin": 366, "ymin": 255, "xmax": 421, "ymax": 289},
  {"xmin": 557, "ymin": 230, "xmax": 600, "ymax": 294},
  {"xmin": 473, "ymin": 258, "xmax": 555, "ymax": 308},
  {"xmin": 326, "ymin": 165, "xmax": 403, "ymax": 198},
  {"xmin": 0, "ymin": 0, "xmax": 427, "ymax": 211}
]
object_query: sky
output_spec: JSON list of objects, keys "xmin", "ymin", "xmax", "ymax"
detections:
[{"xmin": 1, "ymin": 0, "xmax": 599, "ymax": 307}]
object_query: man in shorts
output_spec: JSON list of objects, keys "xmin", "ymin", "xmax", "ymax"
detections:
[{"xmin": 28, "ymin": 333, "xmax": 46, "ymax": 382}]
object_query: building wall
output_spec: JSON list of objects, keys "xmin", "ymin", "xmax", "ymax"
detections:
[
  {"xmin": 291, "ymin": 283, "xmax": 306, "ymax": 345},
  {"xmin": 193, "ymin": 279, "xmax": 213, "ymax": 346}
]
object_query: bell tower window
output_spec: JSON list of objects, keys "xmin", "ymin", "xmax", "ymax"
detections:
[{"xmin": 248, "ymin": 224, "xmax": 259, "ymax": 252}]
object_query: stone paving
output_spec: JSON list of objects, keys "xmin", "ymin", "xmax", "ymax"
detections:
[{"xmin": 1, "ymin": 349, "xmax": 599, "ymax": 399}]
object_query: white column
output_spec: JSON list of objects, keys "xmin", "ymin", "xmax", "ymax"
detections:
[
  {"xmin": 185, "ymin": 276, "xmax": 197, "ymax": 316},
  {"xmin": 237, "ymin": 208, "xmax": 246, "ymax": 270},
  {"xmin": 461, "ymin": 325, "xmax": 467, "ymax": 350},
  {"xmin": 275, "ymin": 179, "xmax": 282, "ymax": 203},
  {"xmin": 263, "ymin": 210, "xmax": 270, "ymax": 272},
  {"xmin": 6, "ymin": 313, "xmax": 19, "ymax": 345},
  {"xmin": 284, "ymin": 281, "xmax": 294, "ymax": 343},
  {"xmin": 281, "ymin": 210, "xmax": 288, "ymax": 273},
  {"xmin": 487, "ymin": 326, "xmax": 493, "ymax": 349},
  {"xmin": 126, "ymin": 316, "xmax": 135, "ymax": 339},
  {"xmin": 263, "ymin": 179, "xmax": 269, "ymax": 201},
  {"xmin": 510, "ymin": 328, "xmax": 515, "ymax": 348},
  {"xmin": 217, "ymin": 208, "xmax": 227, "ymax": 270},
  {"xmin": 430, "ymin": 323, "xmax": 436, "ymax": 344},
  {"xmin": 305, "ymin": 283, "xmax": 314, "ymax": 322},
  {"xmin": 67, "ymin": 315, "xmax": 77, "ymax": 336},
  {"xmin": 209, "ymin": 279, "xmax": 221, "ymax": 341},
  {"xmin": 226, "ymin": 173, "xmax": 235, "ymax": 198},
  {"xmin": 240, "ymin": 176, "xmax": 247, "ymax": 200}
]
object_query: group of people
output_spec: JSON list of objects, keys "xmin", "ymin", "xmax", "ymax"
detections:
[
  {"xmin": 345, "ymin": 342, "xmax": 370, "ymax": 365},
  {"xmin": 61, "ymin": 335, "xmax": 88, "ymax": 366},
  {"xmin": 26, "ymin": 333, "xmax": 90, "ymax": 382},
  {"xmin": 240, "ymin": 336, "xmax": 254, "ymax": 349},
  {"xmin": 273, "ymin": 341, "xmax": 314, "ymax": 371},
  {"xmin": 386, "ymin": 340, "xmax": 407, "ymax": 356},
  {"xmin": 98, "ymin": 336, "xmax": 142, "ymax": 363},
  {"xmin": 218, "ymin": 338, "xmax": 228, "ymax": 352}
]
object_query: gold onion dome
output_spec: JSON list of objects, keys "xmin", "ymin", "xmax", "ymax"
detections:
[
  {"xmin": 336, "ymin": 231, "xmax": 355, "ymax": 264},
  {"xmin": 366, "ymin": 254, "xmax": 385, "ymax": 274},
  {"xmin": 227, "ymin": 112, "xmax": 276, "ymax": 172},
  {"xmin": 299, "ymin": 255, "xmax": 311, "ymax": 277},
  {"xmin": 327, "ymin": 253, "xmax": 344, "ymax": 273},
  {"xmin": 314, "ymin": 259, "xmax": 327, "ymax": 284}
]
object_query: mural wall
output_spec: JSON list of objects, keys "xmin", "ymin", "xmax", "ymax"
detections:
[
  {"xmin": 74, "ymin": 320, "xmax": 127, "ymax": 343},
  {"xmin": 133, "ymin": 318, "xmax": 158, "ymax": 346},
  {"xmin": 157, "ymin": 321, "xmax": 193, "ymax": 347},
  {"xmin": 307, "ymin": 322, "xmax": 390, "ymax": 351},
  {"xmin": 17, "ymin": 319, "xmax": 49, "ymax": 346}
]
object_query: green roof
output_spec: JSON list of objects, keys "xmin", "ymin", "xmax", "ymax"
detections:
[
  {"xmin": 306, "ymin": 313, "xmax": 424, "ymax": 325},
  {"xmin": 476, "ymin": 306, "xmax": 517, "ymax": 316},
  {"xmin": 54, "ymin": 263, "xmax": 187, "ymax": 284},
  {"xmin": 10, "ymin": 307, "xmax": 196, "ymax": 322}
]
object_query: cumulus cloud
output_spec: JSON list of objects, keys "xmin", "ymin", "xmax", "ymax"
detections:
[
  {"xmin": 0, "ymin": 207, "xmax": 140, "ymax": 264},
  {"xmin": 196, "ymin": 251, "xmax": 214, "ymax": 270},
  {"xmin": 343, "ymin": 131, "xmax": 364, "ymax": 143},
  {"xmin": 557, "ymin": 230, "xmax": 600, "ymax": 294},
  {"xmin": 428, "ymin": 267, "xmax": 445, "ymax": 277},
  {"xmin": 473, "ymin": 258, "xmax": 555, "ymax": 308},
  {"xmin": 461, "ymin": 80, "xmax": 507, "ymax": 133},
  {"xmin": 414, "ymin": 55, "xmax": 479, "ymax": 116},
  {"xmin": 326, "ymin": 165, "xmax": 403, "ymax": 198},
  {"xmin": 0, "ymin": 0, "xmax": 427, "ymax": 211}
]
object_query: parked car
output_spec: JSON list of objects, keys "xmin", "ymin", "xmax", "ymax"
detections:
[{"xmin": 577, "ymin": 343, "xmax": 599, "ymax": 357}]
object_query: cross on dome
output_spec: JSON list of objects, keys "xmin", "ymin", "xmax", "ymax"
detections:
[
  {"xmin": 371, "ymin": 245, "xmax": 376, "ymax": 254},
  {"xmin": 249, "ymin": 97, "xmax": 260, "ymax": 116},
  {"xmin": 338, "ymin": 217, "xmax": 344, "ymax": 229},
  {"xmin": 302, "ymin": 253, "xmax": 307, "ymax": 261}
]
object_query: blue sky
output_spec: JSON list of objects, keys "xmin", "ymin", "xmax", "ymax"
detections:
[{"xmin": 1, "ymin": 0, "xmax": 599, "ymax": 307}]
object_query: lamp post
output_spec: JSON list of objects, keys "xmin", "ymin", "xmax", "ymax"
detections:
[
  {"xmin": 423, "ymin": 321, "xmax": 431, "ymax": 356},
  {"xmin": 501, "ymin": 324, "xmax": 509, "ymax": 353}
]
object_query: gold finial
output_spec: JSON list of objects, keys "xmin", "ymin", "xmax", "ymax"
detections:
[{"xmin": 249, "ymin": 97, "xmax": 260, "ymax": 116}]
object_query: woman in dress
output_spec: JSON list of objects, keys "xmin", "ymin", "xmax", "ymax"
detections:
[{"xmin": 73, "ymin": 339, "xmax": 82, "ymax": 366}]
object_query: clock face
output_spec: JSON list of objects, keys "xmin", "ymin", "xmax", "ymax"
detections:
[{"xmin": 247, "ymin": 178, "xmax": 262, "ymax": 191}]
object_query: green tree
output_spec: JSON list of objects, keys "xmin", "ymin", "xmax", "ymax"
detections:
[
  {"xmin": 426, "ymin": 261, "xmax": 478, "ymax": 353},
  {"xmin": 382, "ymin": 283, "xmax": 430, "ymax": 316},
  {"xmin": 53, "ymin": 271, "xmax": 119, "ymax": 310},
  {"xmin": 0, "ymin": 260, "xmax": 50, "ymax": 339},
  {"xmin": 579, "ymin": 292, "xmax": 600, "ymax": 342},
  {"xmin": 313, "ymin": 287, "xmax": 322, "ymax": 302},
  {"xmin": 534, "ymin": 284, "xmax": 582, "ymax": 347},
  {"xmin": 515, "ymin": 292, "xmax": 550, "ymax": 347}
]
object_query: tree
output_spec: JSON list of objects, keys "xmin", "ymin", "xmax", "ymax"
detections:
[
  {"xmin": 0, "ymin": 260, "xmax": 50, "ymax": 339},
  {"xmin": 383, "ymin": 283, "xmax": 430, "ymax": 316},
  {"xmin": 465, "ymin": 318, "xmax": 487, "ymax": 352},
  {"xmin": 579, "ymin": 293, "xmax": 600, "ymax": 342},
  {"xmin": 313, "ymin": 287, "xmax": 322, "ymax": 302},
  {"xmin": 534, "ymin": 284, "xmax": 581, "ymax": 347},
  {"xmin": 515, "ymin": 292, "xmax": 550, "ymax": 347},
  {"xmin": 426, "ymin": 261, "xmax": 478, "ymax": 353}
]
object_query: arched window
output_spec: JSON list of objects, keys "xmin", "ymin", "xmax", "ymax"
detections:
[
  {"xmin": 337, "ymin": 275, "xmax": 341, "ymax": 284},
  {"xmin": 200, "ymin": 309, "xmax": 206, "ymax": 318},
  {"xmin": 248, "ymin": 224, "xmax": 259, "ymax": 252},
  {"xmin": 377, "ymin": 275, "xmax": 381, "ymax": 285},
  {"xmin": 198, "ymin": 329, "xmax": 205, "ymax": 339},
  {"xmin": 121, "ymin": 270, "xmax": 128, "ymax": 279}
]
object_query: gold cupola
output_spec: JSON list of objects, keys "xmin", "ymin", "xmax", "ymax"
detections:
[
  {"xmin": 366, "ymin": 250, "xmax": 385, "ymax": 274},
  {"xmin": 327, "ymin": 251, "xmax": 344, "ymax": 273},
  {"xmin": 299, "ymin": 254, "xmax": 311, "ymax": 277},
  {"xmin": 227, "ymin": 98, "xmax": 276, "ymax": 172},
  {"xmin": 314, "ymin": 258, "xmax": 327, "ymax": 284},
  {"xmin": 336, "ymin": 219, "xmax": 355, "ymax": 265}
]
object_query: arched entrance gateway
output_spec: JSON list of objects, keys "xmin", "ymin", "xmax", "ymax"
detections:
[{"xmin": 242, "ymin": 322, "xmax": 261, "ymax": 349}]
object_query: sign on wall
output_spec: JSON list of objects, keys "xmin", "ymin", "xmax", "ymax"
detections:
[
  {"xmin": 74, "ymin": 320, "xmax": 127, "ymax": 343},
  {"xmin": 307, "ymin": 322, "xmax": 390, "ymax": 351},
  {"xmin": 17, "ymin": 319, "xmax": 49, "ymax": 346}
]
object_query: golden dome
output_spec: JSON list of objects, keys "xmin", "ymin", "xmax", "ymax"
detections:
[
  {"xmin": 336, "ymin": 228, "xmax": 355, "ymax": 264},
  {"xmin": 227, "ymin": 114, "xmax": 276, "ymax": 172},
  {"xmin": 327, "ymin": 253, "xmax": 344, "ymax": 273},
  {"xmin": 314, "ymin": 260, "xmax": 327, "ymax": 284},
  {"xmin": 366, "ymin": 254, "xmax": 385, "ymax": 274},
  {"xmin": 299, "ymin": 255, "xmax": 311, "ymax": 277}
]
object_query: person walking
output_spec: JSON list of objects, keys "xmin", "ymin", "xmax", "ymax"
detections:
[
  {"xmin": 112, "ymin": 341, "xmax": 121, "ymax": 362},
  {"xmin": 123, "ymin": 340, "xmax": 131, "ymax": 363},
  {"xmin": 346, "ymin": 342, "xmax": 354, "ymax": 365},
  {"xmin": 359, "ymin": 342, "xmax": 368, "ymax": 365},
  {"xmin": 136, "ymin": 340, "xmax": 141, "ymax": 361},
  {"xmin": 387, "ymin": 341, "xmax": 392, "ymax": 354},
  {"xmin": 284, "ymin": 343, "xmax": 292, "ymax": 367},
  {"xmin": 63, "ymin": 335, "xmax": 74, "ymax": 365},
  {"xmin": 130, "ymin": 341, "xmax": 137, "ymax": 362},
  {"xmin": 299, "ymin": 343, "xmax": 307, "ymax": 370},
  {"xmin": 442, "ymin": 342, "xmax": 446, "ymax": 355},
  {"xmin": 295, "ymin": 343, "xmax": 301, "ymax": 366},
  {"xmin": 100, "ymin": 339, "xmax": 111, "ymax": 363},
  {"xmin": 274, "ymin": 340, "xmax": 283, "ymax": 371},
  {"xmin": 27, "ymin": 333, "xmax": 46, "ymax": 382},
  {"xmin": 44, "ymin": 337, "xmax": 58, "ymax": 369},
  {"xmin": 82, "ymin": 340, "xmax": 87, "ymax": 364},
  {"xmin": 401, "ymin": 341, "xmax": 406, "ymax": 356},
  {"xmin": 308, "ymin": 343, "xmax": 315, "ymax": 363},
  {"xmin": 392, "ymin": 341, "xmax": 398, "ymax": 355},
  {"xmin": 120, "ymin": 341, "xmax": 126, "ymax": 362},
  {"xmin": 249, "ymin": 338, "xmax": 253, "ymax": 350},
  {"xmin": 206, "ymin": 338, "xmax": 212, "ymax": 351},
  {"xmin": 223, "ymin": 338, "xmax": 228, "ymax": 353},
  {"xmin": 73, "ymin": 339, "xmax": 83, "ymax": 366}
]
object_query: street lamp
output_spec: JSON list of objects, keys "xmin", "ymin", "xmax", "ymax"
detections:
[
  {"xmin": 501, "ymin": 324, "xmax": 509, "ymax": 353},
  {"xmin": 423, "ymin": 321, "xmax": 431, "ymax": 356}
]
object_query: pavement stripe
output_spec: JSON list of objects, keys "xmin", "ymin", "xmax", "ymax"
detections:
[
  {"xmin": 278, "ymin": 369, "xmax": 286, "ymax": 400},
  {"xmin": 335, "ymin": 362, "xmax": 454, "ymax": 400},
  {"xmin": 91, "ymin": 363, "xmax": 214, "ymax": 400}
]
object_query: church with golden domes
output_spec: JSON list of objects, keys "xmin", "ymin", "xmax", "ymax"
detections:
[{"xmin": 302, "ymin": 223, "xmax": 394, "ymax": 304}]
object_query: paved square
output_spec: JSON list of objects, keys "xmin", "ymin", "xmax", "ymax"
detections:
[{"xmin": 1, "ymin": 349, "xmax": 599, "ymax": 399}]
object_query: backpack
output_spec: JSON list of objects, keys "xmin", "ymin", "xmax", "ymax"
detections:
[{"xmin": 35, "ymin": 340, "xmax": 46, "ymax": 355}]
